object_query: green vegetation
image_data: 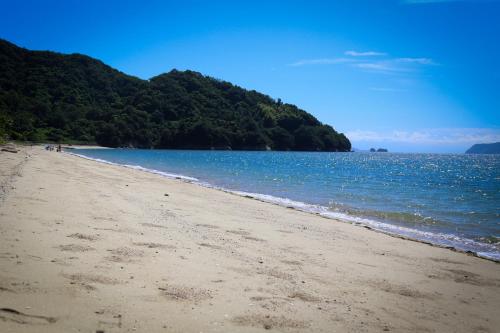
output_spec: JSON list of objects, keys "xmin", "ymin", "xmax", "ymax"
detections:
[
  {"xmin": 465, "ymin": 142, "xmax": 500, "ymax": 154},
  {"xmin": 0, "ymin": 39, "xmax": 351, "ymax": 151}
]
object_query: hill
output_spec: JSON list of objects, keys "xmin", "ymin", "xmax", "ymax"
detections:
[
  {"xmin": 465, "ymin": 142, "xmax": 500, "ymax": 154},
  {"xmin": 0, "ymin": 39, "xmax": 350, "ymax": 151}
]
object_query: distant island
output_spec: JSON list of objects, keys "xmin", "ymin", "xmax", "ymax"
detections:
[
  {"xmin": 370, "ymin": 148, "xmax": 388, "ymax": 152},
  {"xmin": 0, "ymin": 39, "xmax": 350, "ymax": 151},
  {"xmin": 465, "ymin": 142, "xmax": 500, "ymax": 154}
]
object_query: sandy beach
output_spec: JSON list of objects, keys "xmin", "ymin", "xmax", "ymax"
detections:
[{"xmin": 0, "ymin": 146, "xmax": 499, "ymax": 333}]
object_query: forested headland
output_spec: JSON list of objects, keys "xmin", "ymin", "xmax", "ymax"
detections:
[{"xmin": 0, "ymin": 39, "xmax": 351, "ymax": 151}]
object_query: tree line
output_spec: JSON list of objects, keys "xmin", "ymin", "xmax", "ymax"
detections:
[{"xmin": 0, "ymin": 39, "xmax": 351, "ymax": 151}]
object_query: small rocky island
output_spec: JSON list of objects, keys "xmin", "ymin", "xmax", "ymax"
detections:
[
  {"xmin": 370, "ymin": 148, "xmax": 388, "ymax": 152},
  {"xmin": 465, "ymin": 142, "xmax": 500, "ymax": 154}
]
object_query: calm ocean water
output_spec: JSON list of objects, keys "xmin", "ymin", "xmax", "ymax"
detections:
[{"xmin": 72, "ymin": 149, "xmax": 500, "ymax": 260}]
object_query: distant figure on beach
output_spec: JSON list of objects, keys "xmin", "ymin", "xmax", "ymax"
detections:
[{"xmin": 57, "ymin": 144, "xmax": 62, "ymax": 152}]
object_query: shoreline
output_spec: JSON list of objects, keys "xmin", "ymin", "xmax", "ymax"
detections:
[
  {"xmin": 1, "ymin": 146, "xmax": 499, "ymax": 332},
  {"xmin": 68, "ymin": 149, "xmax": 500, "ymax": 263}
]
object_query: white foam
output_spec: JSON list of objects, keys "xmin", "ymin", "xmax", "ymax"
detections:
[
  {"xmin": 67, "ymin": 151, "xmax": 500, "ymax": 261},
  {"xmin": 220, "ymin": 190, "xmax": 499, "ymax": 261},
  {"xmin": 67, "ymin": 152, "xmax": 199, "ymax": 182}
]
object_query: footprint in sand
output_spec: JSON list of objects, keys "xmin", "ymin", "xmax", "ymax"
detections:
[
  {"xmin": 428, "ymin": 257, "xmax": 466, "ymax": 265},
  {"xmin": 0, "ymin": 285, "xmax": 15, "ymax": 293},
  {"xmin": 198, "ymin": 243, "xmax": 222, "ymax": 250},
  {"xmin": 0, "ymin": 308, "xmax": 57, "ymax": 325},
  {"xmin": 232, "ymin": 314, "xmax": 308, "ymax": 330},
  {"xmin": 63, "ymin": 273, "xmax": 121, "ymax": 291},
  {"xmin": 0, "ymin": 277, "xmax": 40, "ymax": 294},
  {"xmin": 243, "ymin": 236, "xmax": 266, "ymax": 242},
  {"xmin": 375, "ymin": 280, "xmax": 436, "ymax": 300},
  {"xmin": 257, "ymin": 268, "xmax": 294, "ymax": 281},
  {"xmin": 92, "ymin": 216, "xmax": 116, "ymax": 222},
  {"xmin": 141, "ymin": 223, "xmax": 168, "ymax": 229},
  {"xmin": 105, "ymin": 246, "xmax": 144, "ymax": 263},
  {"xmin": 226, "ymin": 229, "xmax": 251, "ymax": 236},
  {"xmin": 281, "ymin": 259, "xmax": 303, "ymax": 266},
  {"xmin": 132, "ymin": 241, "xmax": 175, "ymax": 249},
  {"xmin": 196, "ymin": 223, "xmax": 220, "ymax": 229},
  {"xmin": 57, "ymin": 244, "xmax": 95, "ymax": 252},
  {"xmin": 288, "ymin": 291, "xmax": 322, "ymax": 303},
  {"xmin": 67, "ymin": 233, "xmax": 100, "ymax": 241},
  {"xmin": 158, "ymin": 284, "xmax": 213, "ymax": 302},
  {"xmin": 430, "ymin": 269, "xmax": 500, "ymax": 287},
  {"xmin": 94, "ymin": 309, "xmax": 122, "ymax": 330}
]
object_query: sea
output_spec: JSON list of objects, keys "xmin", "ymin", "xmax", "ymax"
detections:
[{"xmin": 70, "ymin": 149, "xmax": 500, "ymax": 260}]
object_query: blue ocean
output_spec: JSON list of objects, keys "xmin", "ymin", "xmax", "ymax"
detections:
[{"xmin": 71, "ymin": 149, "xmax": 500, "ymax": 260}]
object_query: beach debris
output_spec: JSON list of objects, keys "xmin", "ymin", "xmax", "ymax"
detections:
[{"xmin": 164, "ymin": 193, "xmax": 169, "ymax": 196}]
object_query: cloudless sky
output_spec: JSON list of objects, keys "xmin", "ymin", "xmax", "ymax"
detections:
[{"xmin": 1, "ymin": 0, "xmax": 499, "ymax": 152}]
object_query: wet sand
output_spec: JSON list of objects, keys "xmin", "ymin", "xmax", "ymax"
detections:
[{"xmin": 0, "ymin": 146, "xmax": 499, "ymax": 332}]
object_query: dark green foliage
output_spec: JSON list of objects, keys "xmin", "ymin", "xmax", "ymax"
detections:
[{"xmin": 0, "ymin": 39, "xmax": 351, "ymax": 151}]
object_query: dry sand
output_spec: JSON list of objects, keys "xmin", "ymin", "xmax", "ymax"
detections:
[{"xmin": 0, "ymin": 146, "xmax": 499, "ymax": 332}]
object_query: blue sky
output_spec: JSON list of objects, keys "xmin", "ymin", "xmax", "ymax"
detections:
[{"xmin": 1, "ymin": 0, "xmax": 499, "ymax": 152}]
